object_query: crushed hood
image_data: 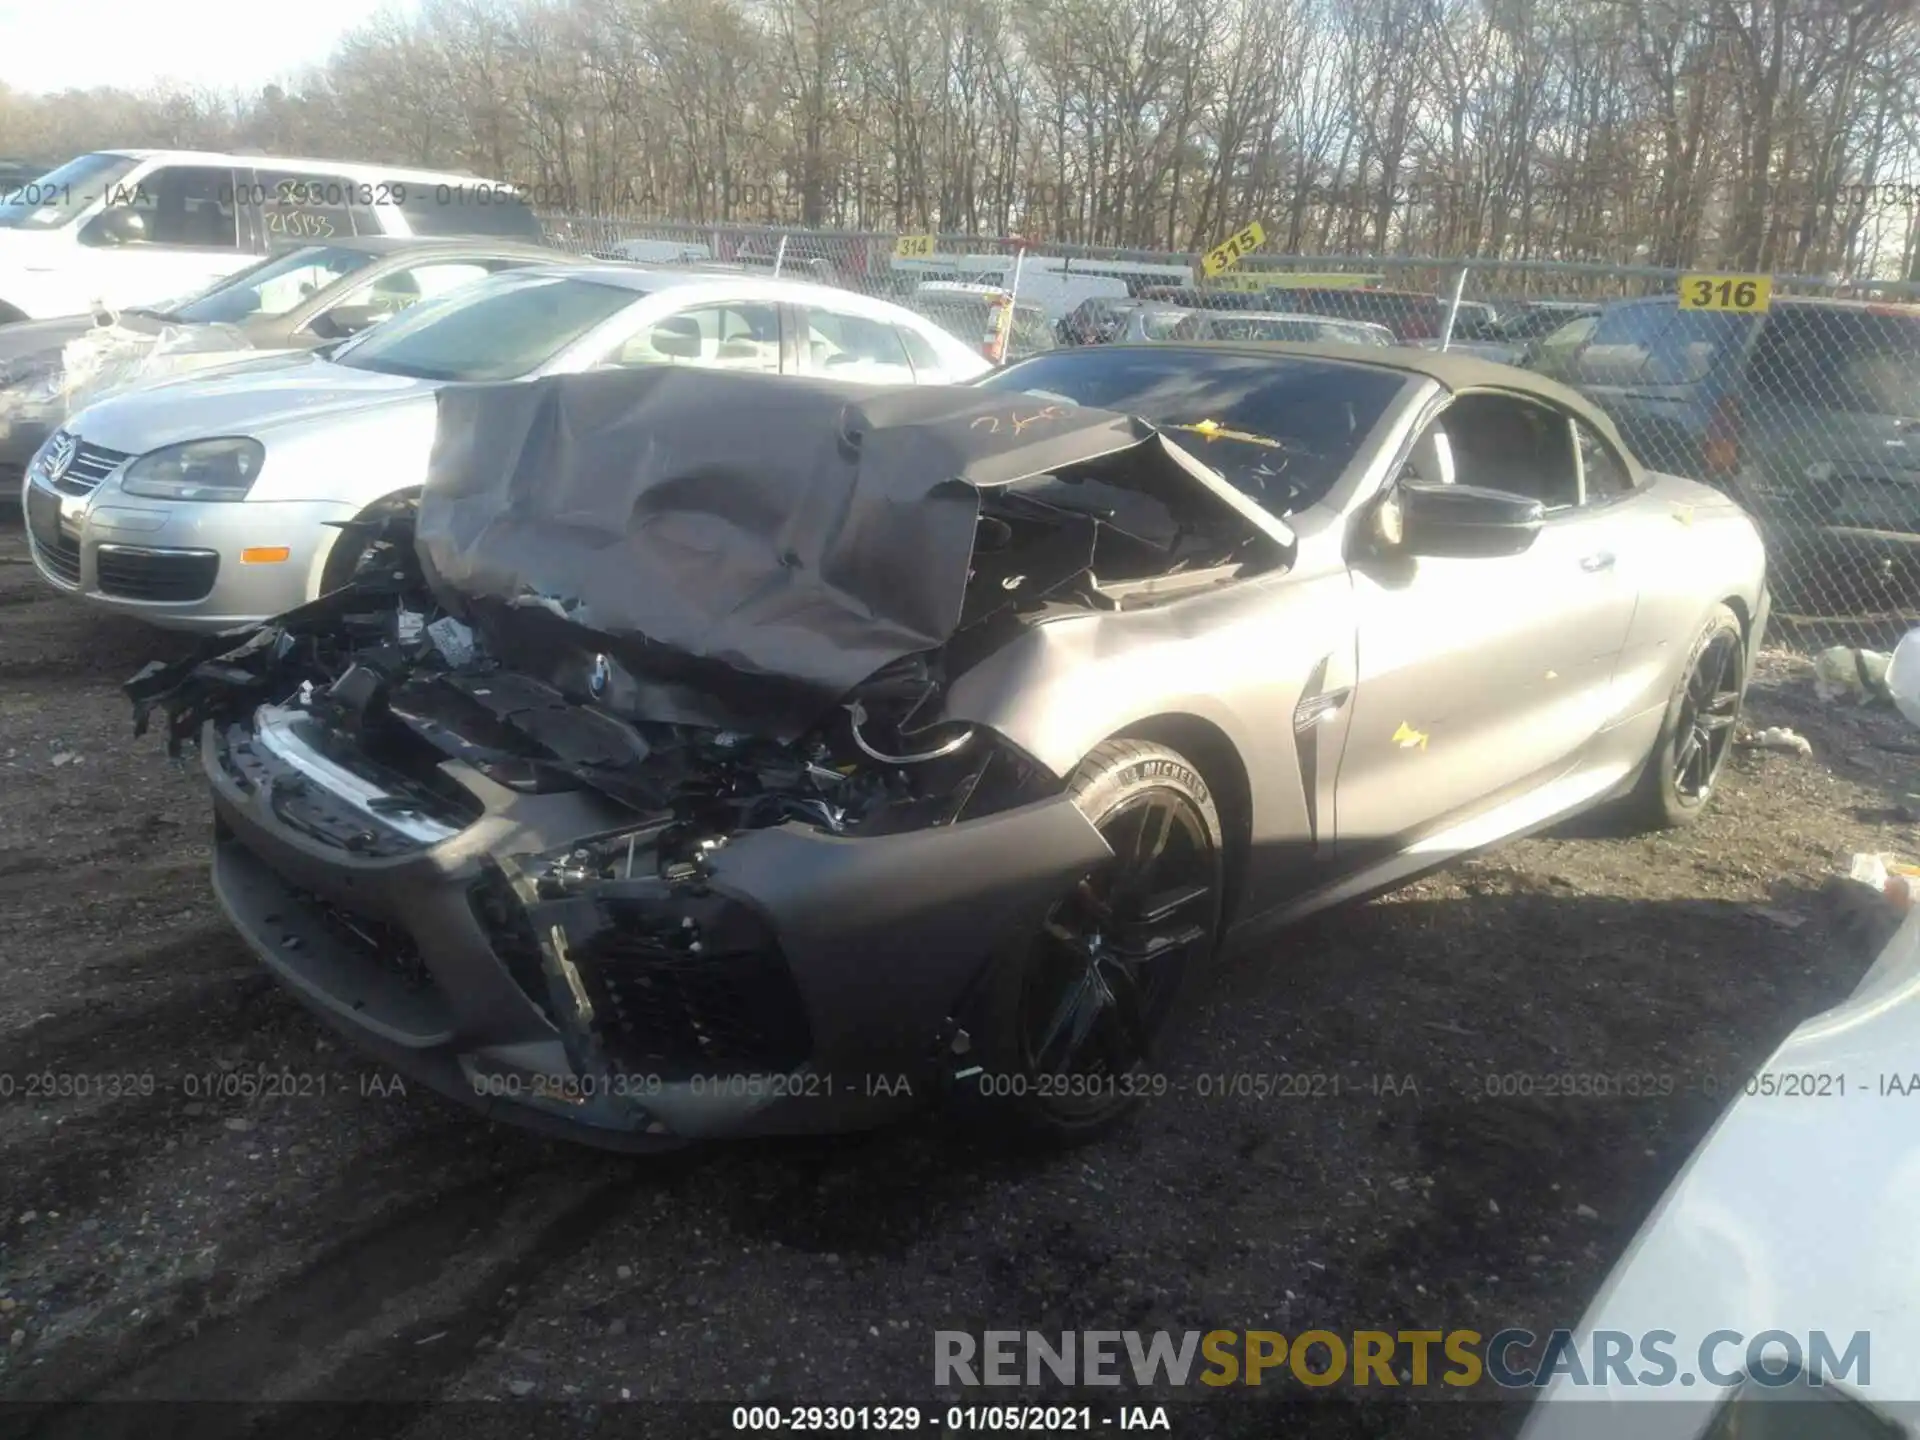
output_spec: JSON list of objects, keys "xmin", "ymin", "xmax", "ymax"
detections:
[{"xmin": 415, "ymin": 367, "xmax": 1287, "ymax": 740}]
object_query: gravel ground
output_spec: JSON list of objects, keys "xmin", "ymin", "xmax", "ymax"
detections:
[{"xmin": 0, "ymin": 515, "xmax": 1913, "ymax": 1439}]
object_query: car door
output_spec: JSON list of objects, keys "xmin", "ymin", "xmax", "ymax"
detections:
[
  {"xmin": 77, "ymin": 163, "xmax": 250, "ymax": 308},
  {"xmin": 1334, "ymin": 390, "xmax": 1642, "ymax": 857}
]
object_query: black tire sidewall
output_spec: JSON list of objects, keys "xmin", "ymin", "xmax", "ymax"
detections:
[
  {"xmin": 956, "ymin": 739, "xmax": 1225, "ymax": 1143},
  {"xmin": 1641, "ymin": 604, "xmax": 1747, "ymax": 826}
]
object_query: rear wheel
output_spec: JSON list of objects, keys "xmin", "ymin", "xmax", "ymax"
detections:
[
  {"xmin": 964, "ymin": 740, "xmax": 1225, "ymax": 1143},
  {"xmin": 1621, "ymin": 604, "xmax": 1746, "ymax": 829}
]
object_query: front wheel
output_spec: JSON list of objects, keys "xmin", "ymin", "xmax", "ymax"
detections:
[
  {"xmin": 1620, "ymin": 603, "xmax": 1747, "ymax": 830},
  {"xmin": 962, "ymin": 739, "xmax": 1225, "ymax": 1144}
]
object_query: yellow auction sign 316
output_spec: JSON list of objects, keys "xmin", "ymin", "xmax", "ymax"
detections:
[{"xmin": 1678, "ymin": 273, "xmax": 1772, "ymax": 313}]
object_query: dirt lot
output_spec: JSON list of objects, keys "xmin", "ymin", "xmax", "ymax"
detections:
[{"xmin": 0, "ymin": 514, "xmax": 1914, "ymax": 1439}]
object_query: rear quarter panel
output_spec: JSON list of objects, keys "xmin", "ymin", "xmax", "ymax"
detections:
[{"xmin": 1610, "ymin": 471, "xmax": 1768, "ymax": 721}]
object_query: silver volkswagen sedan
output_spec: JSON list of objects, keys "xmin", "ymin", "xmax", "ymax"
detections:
[{"xmin": 23, "ymin": 265, "xmax": 991, "ymax": 630}]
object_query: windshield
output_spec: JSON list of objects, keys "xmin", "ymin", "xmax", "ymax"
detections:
[
  {"xmin": 397, "ymin": 189, "xmax": 545, "ymax": 241},
  {"xmin": 912, "ymin": 296, "xmax": 995, "ymax": 338},
  {"xmin": 168, "ymin": 245, "xmax": 378, "ymax": 325},
  {"xmin": 979, "ymin": 348, "xmax": 1408, "ymax": 518},
  {"xmin": 330, "ymin": 273, "xmax": 638, "ymax": 380},
  {"xmin": 0, "ymin": 152, "xmax": 140, "ymax": 230},
  {"xmin": 1747, "ymin": 307, "xmax": 1920, "ymax": 416},
  {"xmin": 1204, "ymin": 316, "xmax": 1327, "ymax": 342}
]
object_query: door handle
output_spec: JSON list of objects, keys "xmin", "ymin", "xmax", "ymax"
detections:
[{"xmin": 1580, "ymin": 551, "xmax": 1615, "ymax": 573}]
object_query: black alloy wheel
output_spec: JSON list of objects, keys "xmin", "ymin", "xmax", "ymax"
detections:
[
  {"xmin": 1622, "ymin": 602, "xmax": 1747, "ymax": 830},
  {"xmin": 1672, "ymin": 627, "xmax": 1744, "ymax": 803},
  {"xmin": 967, "ymin": 739, "xmax": 1225, "ymax": 1142}
]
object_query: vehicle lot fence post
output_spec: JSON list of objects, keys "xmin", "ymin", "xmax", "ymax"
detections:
[{"xmin": 1438, "ymin": 264, "xmax": 1469, "ymax": 350}]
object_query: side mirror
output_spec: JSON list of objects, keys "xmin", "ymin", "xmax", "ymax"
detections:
[
  {"xmin": 1376, "ymin": 480, "xmax": 1544, "ymax": 559},
  {"xmin": 81, "ymin": 207, "xmax": 148, "ymax": 247}
]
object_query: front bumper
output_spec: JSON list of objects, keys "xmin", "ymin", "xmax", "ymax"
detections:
[
  {"xmin": 24, "ymin": 474, "xmax": 357, "ymax": 630},
  {"xmin": 202, "ymin": 711, "xmax": 1109, "ymax": 1148}
]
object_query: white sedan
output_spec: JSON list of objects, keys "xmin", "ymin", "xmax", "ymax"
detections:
[
  {"xmin": 1120, "ymin": 303, "xmax": 1396, "ymax": 347},
  {"xmin": 23, "ymin": 266, "xmax": 990, "ymax": 630}
]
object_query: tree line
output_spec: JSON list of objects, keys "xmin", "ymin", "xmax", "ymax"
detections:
[{"xmin": 4, "ymin": 0, "xmax": 1919, "ymax": 278}]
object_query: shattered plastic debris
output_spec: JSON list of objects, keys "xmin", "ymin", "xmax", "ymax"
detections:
[
  {"xmin": 57, "ymin": 321, "xmax": 252, "ymax": 409},
  {"xmin": 1848, "ymin": 853, "xmax": 1920, "ymax": 911},
  {"xmin": 1736, "ymin": 725, "xmax": 1812, "ymax": 758},
  {"xmin": 425, "ymin": 616, "xmax": 476, "ymax": 668},
  {"xmin": 1813, "ymin": 645, "xmax": 1892, "ymax": 705},
  {"xmin": 1884, "ymin": 627, "xmax": 1920, "ymax": 732},
  {"xmin": 0, "ymin": 317, "xmax": 259, "ymax": 438}
]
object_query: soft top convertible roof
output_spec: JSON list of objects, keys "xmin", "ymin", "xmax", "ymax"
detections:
[{"xmin": 416, "ymin": 367, "xmax": 1277, "ymax": 739}]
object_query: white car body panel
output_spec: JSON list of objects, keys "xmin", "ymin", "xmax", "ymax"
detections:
[
  {"xmin": 27, "ymin": 267, "xmax": 992, "ymax": 628},
  {"xmin": 0, "ymin": 149, "xmax": 525, "ymax": 322},
  {"xmin": 1518, "ymin": 902, "xmax": 1920, "ymax": 1438}
]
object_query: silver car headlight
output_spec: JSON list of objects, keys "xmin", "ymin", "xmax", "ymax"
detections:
[{"xmin": 121, "ymin": 437, "xmax": 265, "ymax": 502}]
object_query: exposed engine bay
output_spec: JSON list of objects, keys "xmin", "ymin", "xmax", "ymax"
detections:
[{"xmin": 128, "ymin": 369, "xmax": 1293, "ymax": 870}]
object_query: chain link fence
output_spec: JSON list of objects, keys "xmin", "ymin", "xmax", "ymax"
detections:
[{"xmin": 543, "ymin": 213, "xmax": 1920, "ymax": 647}]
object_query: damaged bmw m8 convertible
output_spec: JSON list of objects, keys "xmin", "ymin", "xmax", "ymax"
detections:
[{"xmin": 126, "ymin": 346, "xmax": 1770, "ymax": 1150}]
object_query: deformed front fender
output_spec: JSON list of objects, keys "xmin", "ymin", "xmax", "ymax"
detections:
[{"xmin": 698, "ymin": 789, "xmax": 1112, "ymax": 1074}]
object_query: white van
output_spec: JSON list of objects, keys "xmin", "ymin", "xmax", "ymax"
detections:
[
  {"xmin": 0, "ymin": 150, "xmax": 544, "ymax": 324},
  {"xmin": 895, "ymin": 252, "xmax": 1164, "ymax": 322},
  {"xmin": 599, "ymin": 237, "xmax": 714, "ymax": 265}
]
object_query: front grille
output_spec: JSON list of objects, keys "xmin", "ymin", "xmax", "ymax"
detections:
[
  {"xmin": 25, "ymin": 484, "xmax": 80, "ymax": 585},
  {"xmin": 285, "ymin": 883, "xmax": 434, "ymax": 989},
  {"xmin": 470, "ymin": 875, "xmax": 813, "ymax": 1081},
  {"xmin": 470, "ymin": 866, "xmax": 559, "ymax": 1025},
  {"xmin": 571, "ymin": 901, "xmax": 812, "ymax": 1081},
  {"xmin": 50, "ymin": 437, "xmax": 133, "ymax": 497},
  {"xmin": 95, "ymin": 546, "xmax": 219, "ymax": 602}
]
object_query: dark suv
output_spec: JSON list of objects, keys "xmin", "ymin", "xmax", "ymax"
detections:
[{"xmin": 1539, "ymin": 295, "xmax": 1920, "ymax": 608}]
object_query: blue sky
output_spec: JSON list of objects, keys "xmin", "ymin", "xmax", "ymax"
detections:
[{"xmin": 0, "ymin": 0, "xmax": 410, "ymax": 95}]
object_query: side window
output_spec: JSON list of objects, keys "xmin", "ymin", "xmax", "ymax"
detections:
[
  {"xmin": 1524, "ymin": 313, "xmax": 1597, "ymax": 378},
  {"xmin": 121, "ymin": 166, "xmax": 240, "ymax": 249},
  {"xmin": 602, "ymin": 301, "xmax": 781, "ymax": 371},
  {"xmin": 806, "ymin": 309, "xmax": 915, "ymax": 382},
  {"xmin": 1442, "ymin": 393, "xmax": 1580, "ymax": 510},
  {"xmin": 894, "ymin": 322, "xmax": 947, "ymax": 379},
  {"xmin": 315, "ymin": 260, "xmax": 502, "ymax": 336},
  {"xmin": 1642, "ymin": 308, "xmax": 1748, "ymax": 385},
  {"xmin": 256, "ymin": 171, "xmax": 354, "ymax": 250},
  {"xmin": 1574, "ymin": 303, "xmax": 1747, "ymax": 386},
  {"xmin": 1575, "ymin": 420, "xmax": 1635, "ymax": 500}
]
